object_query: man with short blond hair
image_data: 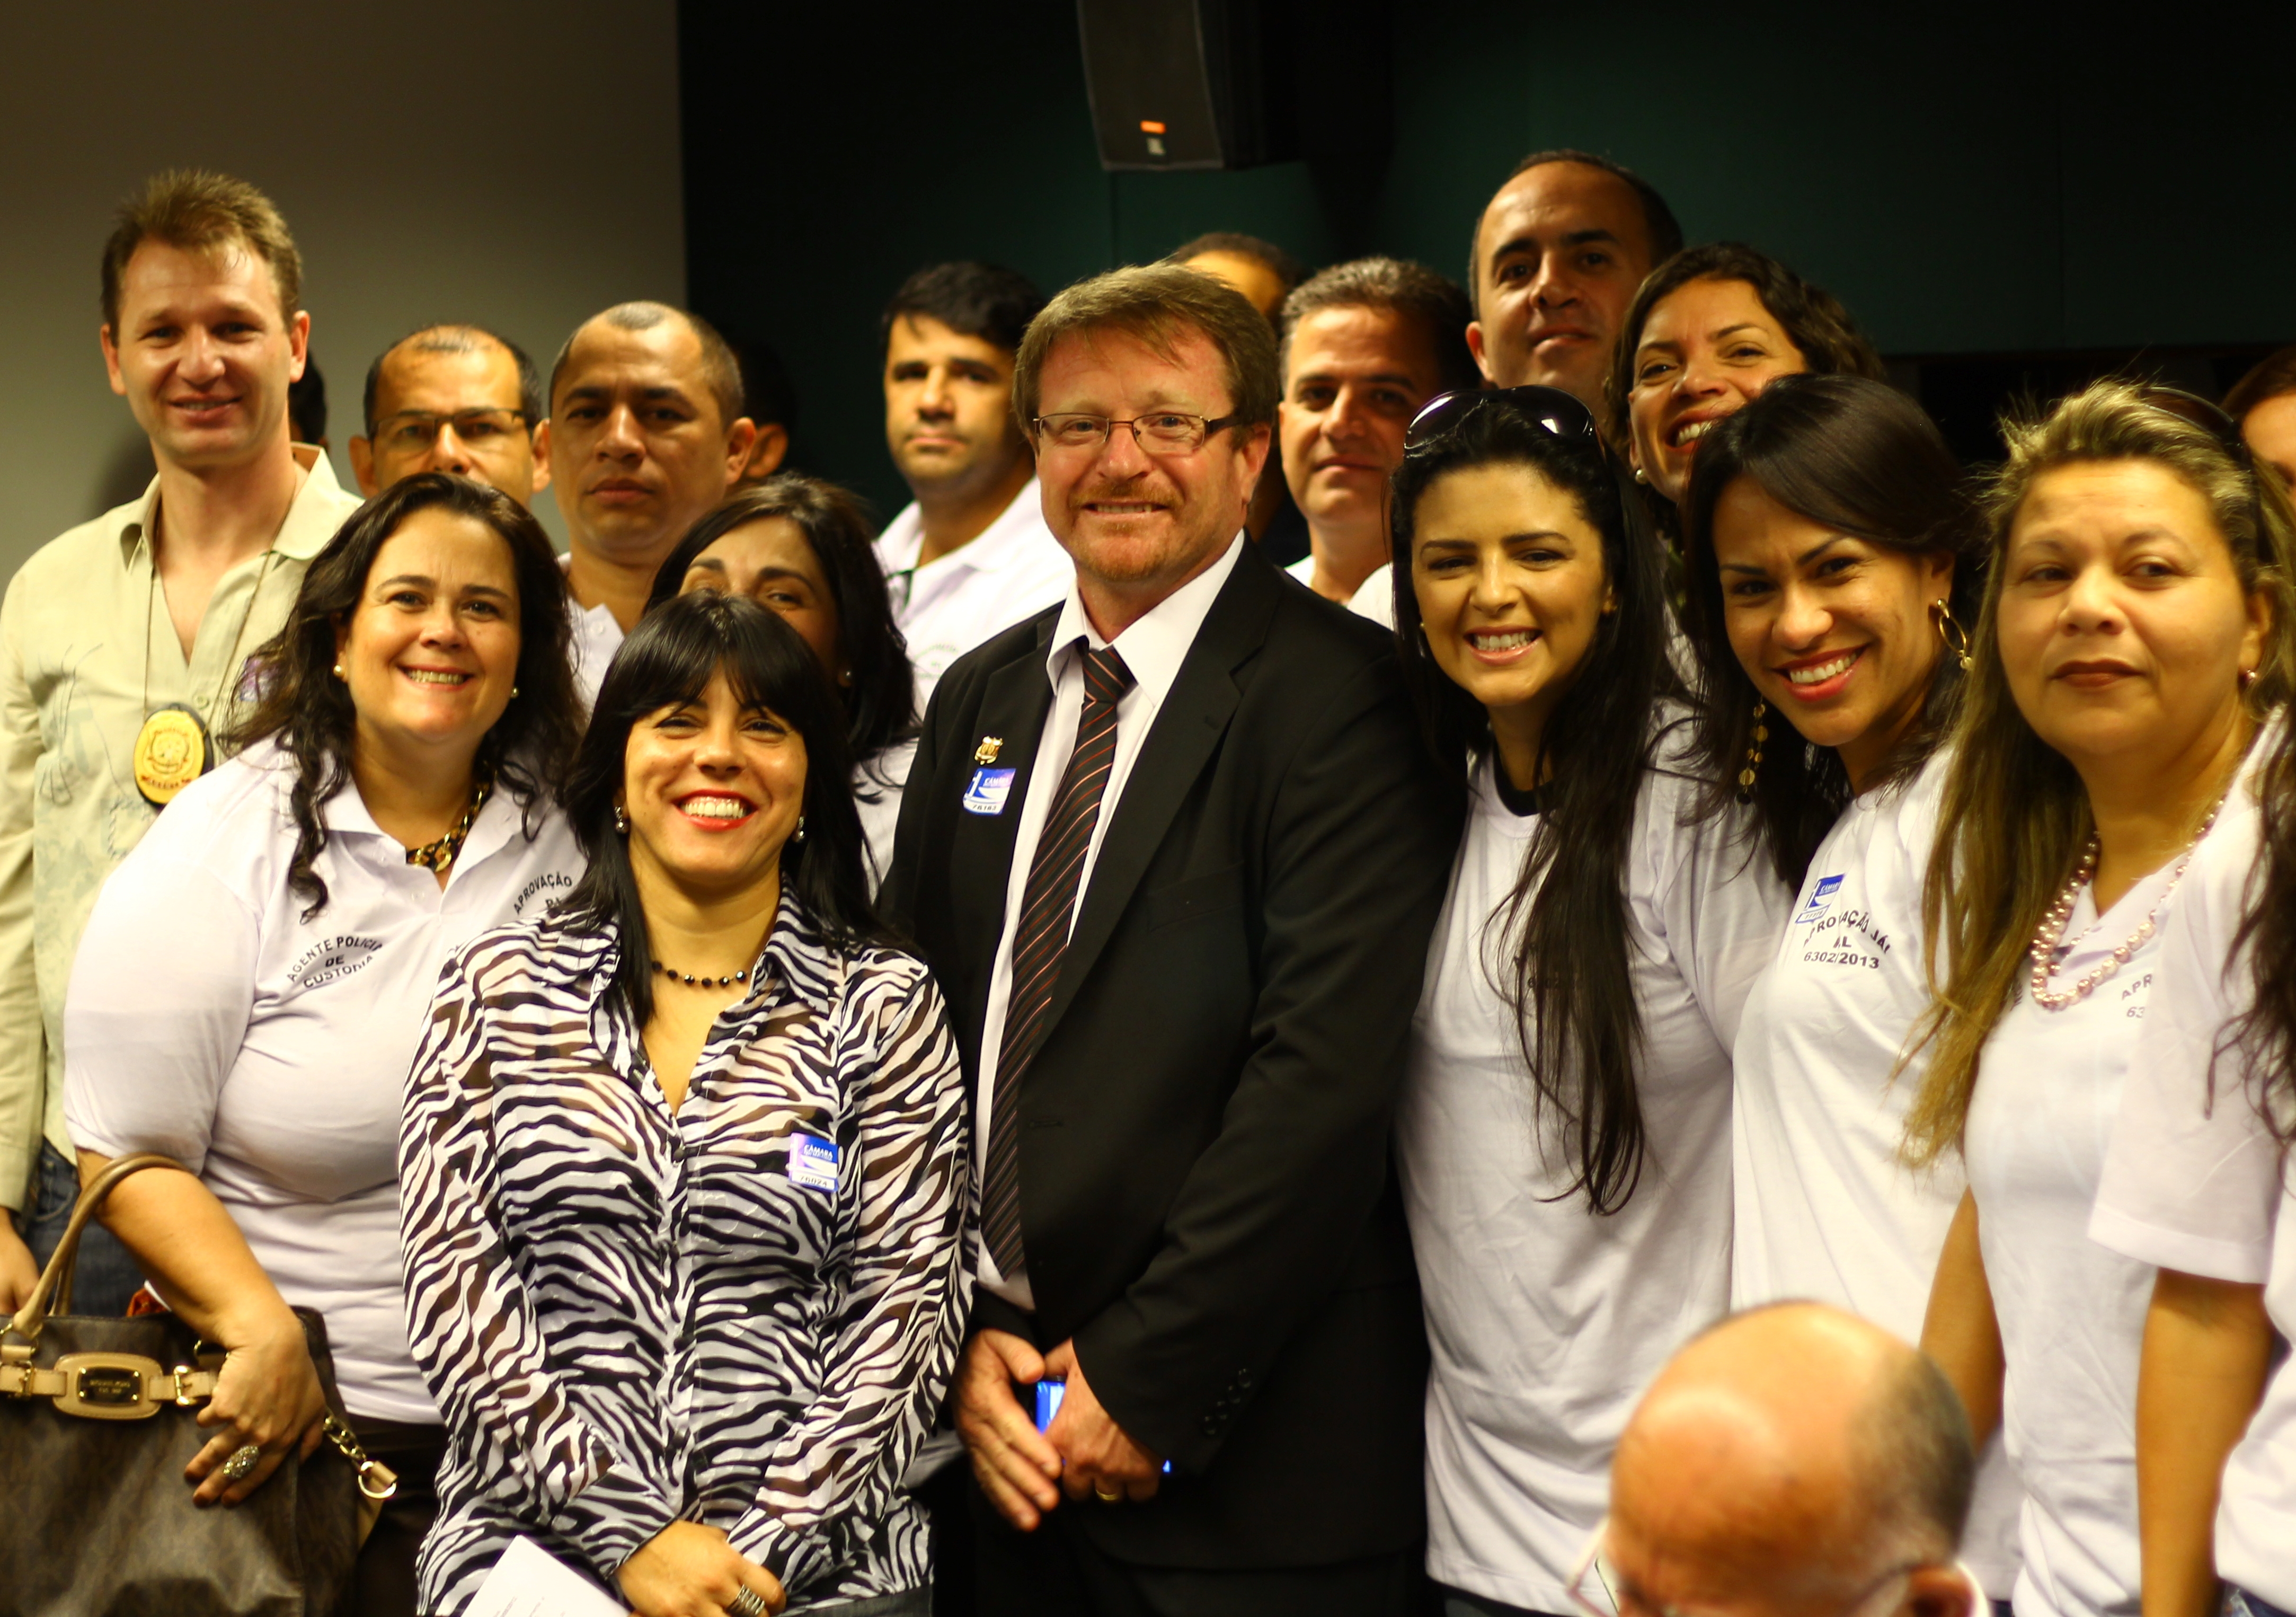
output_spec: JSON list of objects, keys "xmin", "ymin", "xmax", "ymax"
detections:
[
  {"xmin": 1, "ymin": 169, "xmax": 360, "ymax": 1312},
  {"xmin": 543, "ymin": 299, "xmax": 755, "ymax": 696},
  {"xmin": 350, "ymin": 322, "xmax": 547, "ymax": 506},
  {"xmin": 884, "ymin": 262, "xmax": 1459, "ymax": 1614}
]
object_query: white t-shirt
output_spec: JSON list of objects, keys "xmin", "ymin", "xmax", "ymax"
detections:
[
  {"xmin": 1397, "ymin": 727, "xmax": 1787, "ymax": 1613},
  {"xmin": 1730, "ymin": 747, "xmax": 2022, "ymax": 1595},
  {"xmin": 1965, "ymin": 812, "xmax": 2239, "ymax": 1617},
  {"xmin": 874, "ymin": 479, "xmax": 1072, "ymax": 706},
  {"xmin": 62, "ymin": 743, "xmax": 586, "ymax": 1422},
  {"xmin": 2089, "ymin": 773, "xmax": 2295, "ymax": 1610},
  {"xmin": 1733, "ymin": 753, "xmax": 1957, "ymax": 1322}
]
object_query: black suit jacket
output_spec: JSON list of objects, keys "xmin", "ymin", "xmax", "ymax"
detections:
[{"xmin": 881, "ymin": 543, "xmax": 1462, "ymax": 1568}]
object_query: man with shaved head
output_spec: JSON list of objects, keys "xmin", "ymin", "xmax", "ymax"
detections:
[
  {"xmin": 350, "ymin": 322, "xmax": 548, "ymax": 505},
  {"xmin": 1465, "ymin": 150, "xmax": 1680, "ymax": 409},
  {"xmin": 546, "ymin": 300, "xmax": 756, "ymax": 694},
  {"xmin": 1589, "ymin": 1304, "xmax": 1980, "ymax": 1617}
]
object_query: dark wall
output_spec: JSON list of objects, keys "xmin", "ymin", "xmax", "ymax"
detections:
[{"xmin": 680, "ymin": 1, "xmax": 2295, "ymax": 517}]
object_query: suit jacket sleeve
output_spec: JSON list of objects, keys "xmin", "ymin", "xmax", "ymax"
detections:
[{"xmin": 1074, "ymin": 652, "xmax": 1460, "ymax": 1471}]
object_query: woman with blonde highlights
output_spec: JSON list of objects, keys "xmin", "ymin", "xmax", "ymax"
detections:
[{"xmin": 1908, "ymin": 381, "xmax": 2296, "ymax": 1617}]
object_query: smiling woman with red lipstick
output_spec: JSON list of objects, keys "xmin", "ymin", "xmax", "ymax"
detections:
[
  {"xmin": 1386, "ymin": 388, "xmax": 1788, "ymax": 1615},
  {"xmin": 1675, "ymin": 374, "xmax": 2029, "ymax": 1600},
  {"xmin": 1901, "ymin": 382, "xmax": 2296, "ymax": 1617},
  {"xmin": 398, "ymin": 589, "xmax": 969, "ymax": 1617}
]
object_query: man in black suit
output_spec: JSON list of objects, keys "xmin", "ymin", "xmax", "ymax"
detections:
[{"xmin": 882, "ymin": 262, "xmax": 1461, "ymax": 1614}]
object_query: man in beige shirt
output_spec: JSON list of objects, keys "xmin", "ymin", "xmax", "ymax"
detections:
[{"xmin": 0, "ymin": 170, "xmax": 361, "ymax": 1311}]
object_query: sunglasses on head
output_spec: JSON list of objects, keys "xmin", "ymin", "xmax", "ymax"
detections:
[{"xmin": 1405, "ymin": 385, "xmax": 1604, "ymax": 452}]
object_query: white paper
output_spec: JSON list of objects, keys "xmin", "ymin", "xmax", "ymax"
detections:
[{"xmin": 465, "ymin": 1535, "xmax": 627, "ymax": 1617}]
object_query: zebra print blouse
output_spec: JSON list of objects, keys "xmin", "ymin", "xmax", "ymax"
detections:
[{"xmin": 398, "ymin": 895, "xmax": 974, "ymax": 1614}]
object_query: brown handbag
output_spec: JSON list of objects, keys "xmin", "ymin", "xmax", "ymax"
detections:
[{"xmin": 0, "ymin": 1153, "xmax": 395, "ymax": 1617}]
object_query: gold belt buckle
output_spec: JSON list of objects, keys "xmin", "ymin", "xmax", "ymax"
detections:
[{"xmin": 52, "ymin": 1353, "xmax": 161, "ymax": 1419}]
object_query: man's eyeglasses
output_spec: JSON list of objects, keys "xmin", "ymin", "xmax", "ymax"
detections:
[
  {"xmin": 1566, "ymin": 1517, "xmax": 1979, "ymax": 1617},
  {"xmin": 373, "ymin": 408, "xmax": 532, "ymax": 452},
  {"xmin": 1031, "ymin": 412, "xmax": 1241, "ymax": 456},
  {"xmin": 1405, "ymin": 384, "xmax": 1603, "ymax": 452}
]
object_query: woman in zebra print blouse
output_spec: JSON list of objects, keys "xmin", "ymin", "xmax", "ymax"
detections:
[{"xmin": 400, "ymin": 590, "xmax": 973, "ymax": 1617}]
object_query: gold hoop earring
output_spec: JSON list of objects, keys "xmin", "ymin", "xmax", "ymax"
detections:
[
  {"xmin": 1737, "ymin": 700, "xmax": 1768, "ymax": 804},
  {"xmin": 613, "ymin": 805, "xmax": 630, "ymax": 835},
  {"xmin": 1931, "ymin": 598, "xmax": 1973, "ymax": 673}
]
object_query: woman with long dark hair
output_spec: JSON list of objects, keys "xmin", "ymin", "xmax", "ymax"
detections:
[
  {"xmin": 1388, "ymin": 387, "xmax": 1787, "ymax": 1614},
  {"xmin": 399, "ymin": 590, "xmax": 970, "ymax": 1617},
  {"xmin": 1679, "ymin": 374, "xmax": 2022, "ymax": 1600},
  {"xmin": 63, "ymin": 473, "xmax": 586, "ymax": 1615},
  {"xmin": 1606, "ymin": 242, "xmax": 1885, "ymax": 520},
  {"xmin": 649, "ymin": 476, "xmax": 917, "ymax": 888},
  {"xmin": 1908, "ymin": 382, "xmax": 2295, "ymax": 1617}
]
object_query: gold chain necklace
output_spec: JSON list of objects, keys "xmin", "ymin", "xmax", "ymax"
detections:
[{"xmin": 404, "ymin": 774, "xmax": 493, "ymax": 874}]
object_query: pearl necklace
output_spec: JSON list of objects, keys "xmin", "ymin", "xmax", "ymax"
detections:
[{"xmin": 2026, "ymin": 794, "xmax": 2225, "ymax": 1011}]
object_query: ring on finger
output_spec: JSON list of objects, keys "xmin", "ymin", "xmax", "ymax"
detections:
[
  {"xmin": 221, "ymin": 1443, "xmax": 263, "ymax": 1482},
  {"xmin": 1094, "ymin": 1482, "xmax": 1122, "ymax": 1503},
  {"xmin": 728, "ymin": 1587, "xmax": 770, "ymax": 1617}
]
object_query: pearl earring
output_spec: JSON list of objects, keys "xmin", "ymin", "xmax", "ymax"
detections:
[{"xmin": 613, "ymin": 805, "xmax": 630, "ymax": 834}]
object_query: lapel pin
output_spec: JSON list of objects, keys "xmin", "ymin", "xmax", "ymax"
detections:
[{"xmin": 973, "ymin": 737, "xmax": 1003, "ymax": 765}]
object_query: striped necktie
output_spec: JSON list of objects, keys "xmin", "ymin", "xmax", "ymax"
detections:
[{"xmin": 981, "ymin": 643, "xmax": 1136, "ymax": 1276}]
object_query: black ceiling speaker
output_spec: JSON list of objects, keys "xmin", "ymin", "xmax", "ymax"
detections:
[{"xmin": 1076, "ymin": 0, "xmax": 1390, "ymax": 172}]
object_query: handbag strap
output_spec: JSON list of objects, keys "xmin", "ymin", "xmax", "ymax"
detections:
[{"xmin": 4, "ymin": 1151, "xmax": 190, "ymax": 1354}]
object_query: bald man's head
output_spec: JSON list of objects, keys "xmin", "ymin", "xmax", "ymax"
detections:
[{"xmin": 1604, "ymin": 1304, "xmax": 1974, "ymax": 1617}]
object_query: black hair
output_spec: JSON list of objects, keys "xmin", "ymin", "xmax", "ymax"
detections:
[
  {"xmin": 289, "ymin": 351, "xmax": 327, "ymax": 444},
  {"xmin": 556, "ymin": 590, "xmax": 883, "ymax": 1028},
  {"xmin": 879, "ymin": 262, "xmax": 1045, "ymax": 358},
  {"xmin": 550, "ymin": 303, "xmax": 746, "ymax": 428},
  {"xmin": 1468, "ymin": 148, "xmax": 1683, "ymax": 297},
  {"xmin": 644, "ymin": 476, "xmax": 916, "ymax": 785},
  {"xmin": 1604, "ymin": 243, "xmax": 1885, "ymax": 457},
  {"xmin": 1677, "ymin": 375, "xmax": 1979, "ymax": 888},
  {"xmin": 231, "ymin": 473, "xmax": 582, "ymax": 918},
  {"xmin": 362, "ymin": 323, "xmax": 542, "ymax": 437},
  {"xmin": 1390, "ymin": 395, "xmax": 1682, "ymax": 1214}
]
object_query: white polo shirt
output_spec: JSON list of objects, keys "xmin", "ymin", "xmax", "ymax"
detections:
[
  {"xmin": 1964, "ymin": 784, "xmax": 2249, "ymax": 1617},
  {"xmin": 874, "ymin": 479, "xmax": 1072, "ymax": 705},
  {"xmin": 2090, "ymin": 772, "xmax": 2295, "ymax": 1611},
  {"xmin": 62, "ymin": 741, "xmax": 585, "ymax": 1422},
  {"xmin": 1398, "ymin": 727, "xmax": 1788, "ymax": 1613}
]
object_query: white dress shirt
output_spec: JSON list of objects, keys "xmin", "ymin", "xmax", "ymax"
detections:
[
  {"xmin": 558, "ymin": 555, "xmax": 625, "ymax": 708},
  {"xmin": 1346, "ymin": 561, "xmax": 1397, "ymax": 628},
  {"xmin": 874, "ymin": 479, "xmax": 1074, "ymax": 705},
  {"xmin": 972, "ymin": 534, "xmax": 1246, "ymax": 1309}
]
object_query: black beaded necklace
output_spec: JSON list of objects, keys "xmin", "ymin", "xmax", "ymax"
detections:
[{"xmin": 654, "ymin": 960, "xmax": 750, "ymax": 989}]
